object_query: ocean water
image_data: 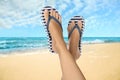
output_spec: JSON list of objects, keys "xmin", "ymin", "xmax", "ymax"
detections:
[{"xmin": 0, "ymin": 37, "xmax": 120, "ymax": 54}]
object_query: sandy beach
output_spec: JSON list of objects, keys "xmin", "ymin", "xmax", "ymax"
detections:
[{"xmin": 0, "ymin": 43, "xmax": 120, "ymax": 80}]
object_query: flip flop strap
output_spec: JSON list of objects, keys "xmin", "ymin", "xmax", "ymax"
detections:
[
  {"xmin": 68, "ymin": 24, "xmax": 81, "ymax": 39},
  {"xmin": 47, "ymin": 16, "xmax": 62, "ymax": 31}
]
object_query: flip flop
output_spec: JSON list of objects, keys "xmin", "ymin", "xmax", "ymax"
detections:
[
  {"xmin": 41, "ymin": 6, "xmax": 63, "ymax": 53},
  {"xmin": 68, "ymin": 16, "xmax": 85, "ymax": 53}
]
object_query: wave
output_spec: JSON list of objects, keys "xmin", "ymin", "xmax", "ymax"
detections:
[
  {"xmin": 82, "ymin": 39, "xmax": 105, "ymax": 44},
  {"xmin": 0, "ymin": 37, "xmax": 120, "ymax": 54},
  {"xmin": 0, "ymin": 40, "xmax": 16, "ymax": 44}
]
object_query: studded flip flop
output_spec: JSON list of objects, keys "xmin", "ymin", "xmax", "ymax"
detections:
[
  {"xmin": 68, "ymin": 16, "xmax": 85, "ymax": 53},
  {"xmin": 41, "ymin": 6, "xmax": 63, "ymax": 53}
]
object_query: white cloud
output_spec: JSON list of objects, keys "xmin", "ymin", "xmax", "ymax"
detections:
[
  {"xmin": 44, "ymin": 0, "xmax": 56, "ymax": 7},
  {"xmin": 85, "ymin": 15, "xmax": 99, "ymax": 29},
  {"xmin": 0, "ymin": 0, "xmax": 119, "ymax": 29},
  {"xmin": 64, "ymin": 0, "xmax": 71, "ymax": 4},
  {"xmin": 0, "ymin": 0, "xmax": 56, "ymax": 28},
  {"xmin": 80, "ymin": 0, "xmax": 120, "ymax": 31},
  {"xmin": 60, "ymin": 4, "xmax": 67, "ymax": 11},
  {"xmin": 60, "ymin": 0, "xmax": 84, "ymax": 21},
  {"xmin": 82, "ymin": 0, "xmax": 119, "ymax": 16},
  {"xmin": 81, "ymin": 0, "xmax": 100, "ymax": 15}
]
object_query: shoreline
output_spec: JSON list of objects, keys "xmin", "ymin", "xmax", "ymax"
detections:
[
  {"xmin": 0, "ymin": 42, "xmax": 120, "ymax": 56},
  {"xmin": 0, "ymin": 48, "xmax": 49, "ymax": 57}
]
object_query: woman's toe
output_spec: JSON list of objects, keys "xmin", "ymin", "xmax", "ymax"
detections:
[
  {"xmin": 58, "ymin": 15, "xmax": 62, "ymax": 23},
  {"xmin": 50, "ymin": 9, "xmax": 53, "ymax": 16},
  {"xmin": 78, "ymin": 20, "xmax": 83, "ymax": 29},
  {"xmin": 55, "ymin": 12, "xmax": 59, "ymax": 20},
  {"xmin": 52, "ymin": 10, "xmax": 56, "ymax": 17}
]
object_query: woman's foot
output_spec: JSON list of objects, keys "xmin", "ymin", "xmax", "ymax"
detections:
[
  {"xmin": 41, "ymin": 7, "xmax": 67, "ymax": 54},
  {"xmin": 67, "ymin": 16, "xmax": 84, "ymax": 60}
]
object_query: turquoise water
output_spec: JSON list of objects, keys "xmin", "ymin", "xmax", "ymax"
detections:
[{"xmin": 0, "ymin": 37, "xmax": 120, "ymax": 53}]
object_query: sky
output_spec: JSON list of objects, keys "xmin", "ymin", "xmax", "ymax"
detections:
[{"xmin": 0, "ymin": 0, "xmax": 120, "ymax": 37}]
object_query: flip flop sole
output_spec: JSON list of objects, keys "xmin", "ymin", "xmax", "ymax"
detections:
[
  {"xmin": 41, "ymin": 6, "xmax": 56, "ymax": 53},
  {"xmin": 68, "ymin": 16, "xmax": 85, "ymax": 53},
  {"xmin": 41, "ymin": 6, "xmax": 62, "ymax": 53}
]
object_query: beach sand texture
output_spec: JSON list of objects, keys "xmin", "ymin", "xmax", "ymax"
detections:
[{"xmin": 0, "ymin": 43, "xmax": 120, "ymax": 80}]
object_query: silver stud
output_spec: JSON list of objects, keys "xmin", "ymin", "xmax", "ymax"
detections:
[
  {"xmin": 44, "ymin": 27, "xmax": 47, "ymax": 29},
  {"xmin": 48, "ymin": 36, "xmax": 50, "ymax": 39},
  {"xmin": 50, "ymin": 41, "xmax": 52, "ymax": 43},
  {"xmin": 48, "ymin": 46, "xmax": 51, "ymax": 48},
  {"xmin": 49, "ymin": 42, "xmax": 52, "ymax": 45},
  {"xmin": 49, "ymin": 40, "xmax": 52, "ymax": 42}
]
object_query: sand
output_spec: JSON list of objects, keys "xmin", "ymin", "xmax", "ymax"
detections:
[{"xmin": 0, "ymin": 43, "xmax": 120, "ymax": 80}]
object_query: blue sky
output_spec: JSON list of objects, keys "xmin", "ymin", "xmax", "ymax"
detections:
[{"xmin": 0, "ymin": 0, "xmax": 120, "ymax": 37}]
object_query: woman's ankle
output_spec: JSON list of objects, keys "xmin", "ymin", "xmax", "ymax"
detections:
[{"xmin": 56, "ymin": 42, "xmax": 68, "ymax": 54}]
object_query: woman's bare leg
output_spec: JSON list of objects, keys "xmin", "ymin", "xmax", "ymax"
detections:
[
  {"xmin": 43, "ymin": 9, "xmax": 86, "ymax": 80},
  {"xmin": 59, "ymin": 49, "xmax": 86, "ymax": 80}
]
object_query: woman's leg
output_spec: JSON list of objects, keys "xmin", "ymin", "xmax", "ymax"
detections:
[
  {"xmin": 59, "ymin": 48, "xmax": 85, "ymax": 80},
  {"xmin": 43, "ymin": 9, "xmax": 85, "ymax": 80}
]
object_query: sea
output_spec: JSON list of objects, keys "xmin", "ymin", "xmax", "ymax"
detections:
[{"xmin": 0, "ymin": 37, "xmax": 120, "ymax": 54}]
